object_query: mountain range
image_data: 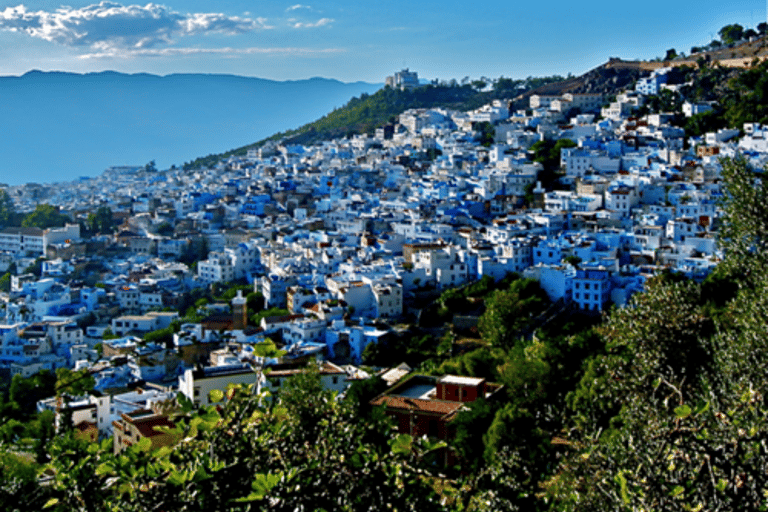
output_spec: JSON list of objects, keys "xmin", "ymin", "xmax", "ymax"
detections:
[{"xmin": 0, "ymin": 71, "xmax": 381, "ymax": 186}]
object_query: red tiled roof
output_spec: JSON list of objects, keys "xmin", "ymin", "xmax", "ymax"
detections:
[{"xmin": 370, "ymin": 395, "xmax": 463, "ymax": 416}]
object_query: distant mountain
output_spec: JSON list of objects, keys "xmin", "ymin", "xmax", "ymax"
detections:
[{"xmin": 0, "ymin": 71, "xmax": 381, "ymax": 185}]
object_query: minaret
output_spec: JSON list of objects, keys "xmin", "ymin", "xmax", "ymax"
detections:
[{"xmin": 232, "ymin": 290, "xmax": 247, "ymax": 331}]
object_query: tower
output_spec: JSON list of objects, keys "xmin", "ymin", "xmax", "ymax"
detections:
[{"xmin": 232, "ymin": 290, "xmax": 247, "ymax": 331}]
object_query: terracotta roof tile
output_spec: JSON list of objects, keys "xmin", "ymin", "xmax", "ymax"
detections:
[{"xmin": 370, "ymin": 395, "xmax": 463, "ymax": 416}]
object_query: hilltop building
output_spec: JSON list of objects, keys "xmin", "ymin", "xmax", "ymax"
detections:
[{"xmin": 386, "ymin": 69, "xmax": 419, "ymax": 90}]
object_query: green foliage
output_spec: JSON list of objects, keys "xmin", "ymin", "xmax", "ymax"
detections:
[
  {"xmin": 473, "ymin": 121, "xmax": 495, "ymax": 147},
  {"xmin": 0, "ymin": 273, "xmax": 10, "ymax": 293},
  {"xmin": 0, "ymin": 189, "xmax": 15, "ymax": 228},
  {"xmin": 673, "ymin": 60, "xmax": 768, "ymax": 133},
  {"xmin": 37, "ymin": 375, "xmax": 447, "ymax": 511},
  {"xmin": 529, "ymin": 138, "xmax": 576, "ymax": 189},
  {"xmin": 154, "ymin": 221, "xmax": 173, "ymax": 236},
  {"xmin": 540, "ymin": 250, "xmax": 768, "ymax": 512},
  {"xmin": 434, "ymin": 347, "xmax": 506, "ymax": 382},
  {"xmin": 478, "ymin": 278, "xmax": 549, "ymax": 349},
  {"xmin": 21, "ymin": 204, "xmax": 70, "ymax": 229},
  {"xmin": 646, "ymin": 89, "xmax": 683, "ymax": 114},
  {"xmin": 684, "ymin": 108, "xmax": 725, "ymax": 137},
  {"xmin": 344, "ymin": 375, "xmax": 390, "ymax": 419},
  {"xmin": 451, "ymin": 398, "xmax": 497, "ymax": 469},
  {"xmin": 86, "ymin": 206, "xmax": 115, "ymax": 235},
  {"xmin": 54, "ymin": 368, "xmax": 95, "ymax": 398},
  {"xmin": 717, "ymin": 155, "xmax": 768, "ymax": 287},
  {"xmin": 142, "ymin": 323, "xmax": 179, "ymax": 346},
  {"xmin": 24, "ymin": 257, "xmax": 44, "ymax": 278},
  {"xmin": 363, "ymin": 331, "xmax": 440, "ymax": 369},
  {"xmin": 246, "ymin": 291, "xmax": 264, "ymax": 315},
  {"xmin": 250, "ymin": 307, "xmax": 289, "ymax": 326},
  {"xmin": 563, "ymin": 255, "xmax": 582, "ymax": 268},
  {"xmin": 101, "ymin": 328, "xmax": 118, "ymax": 340},
  {"xmin": 7, "ymin": 371, "xmax": 57, "ymax": 421},
  {"xmin": 0, "ymin": 449, "xmax": 48, "ymax": 511},
  {"xmin": 718, "ymin": 23, "xmax": 744, "ymax": 44}
]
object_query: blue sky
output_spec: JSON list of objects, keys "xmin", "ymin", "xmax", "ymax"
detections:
[{"xmin": 0, "ymin": 1, "xmax": 764, "ymax": 82}]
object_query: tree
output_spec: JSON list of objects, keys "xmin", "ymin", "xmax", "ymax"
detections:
[
  {"xmin": 665, "ymin": 48, "xmax": 678, "ymax": 60},
  {"xmin": 0, "ymin": 189, "xmax": 15, "ymax": 228},
  {"xmin": 42, "ymin": 375, "xmax": 449, "ymax": 511},
  {"xmin": 717, "ymin": 155, "xmax": 768, "ymax": 287},
  {"xmin": 86, "ymin": 206, "xmax": 114, "ymax": 234},
  {"xmin": 24, "ymin": 257, "xmax": 43, "ymax": 278},
  {"xmin": 473, "ymin": 121, "xmax": 495, "ymax": 147},
  {"xmin": 718, "ymin": 23, "xmax": 744, "ymax": 45},
  {"xmin": 21, "ymin": 204, "xmax": 69, "ymax": 229},
  {"xmin": 155, "ymin": 221, "xmax": 174, "ymax": 236},
  {"xmin": 478, "ymin": 279, "xmax": 548, "ymax": 349},
  {"xmin": 55, "ymin": 368, "xmax": 95, "ymax": 398}
]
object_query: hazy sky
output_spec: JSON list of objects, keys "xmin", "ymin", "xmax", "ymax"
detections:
[{"xmin": 0, "ymin": 1, "xmax": 764, "ymax": 82}]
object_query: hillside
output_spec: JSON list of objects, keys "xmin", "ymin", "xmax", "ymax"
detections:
[
  {"xmin": 183, "ymin": 73, "xmax": 618, "ymax": 169},
  {"xmin": 183, "ymin": 33, "xmax": 768, "ymax": 172},
  {"xmin": 181, "ymin": 62, "xmax": 658, "ymax": 170}
]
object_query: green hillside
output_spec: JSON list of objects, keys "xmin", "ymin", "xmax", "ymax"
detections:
[{"xmin": 182, "ymin": 75, "xmax": 568, "ymax": 170}]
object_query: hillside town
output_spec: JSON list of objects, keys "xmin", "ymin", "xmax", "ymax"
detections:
[{"xmin": 0, "ymin": 65, "xmax": 757, "ymax": 450}]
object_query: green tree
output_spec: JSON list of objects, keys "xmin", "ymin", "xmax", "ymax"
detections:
[
  {"xmin": 478, "ymin": 279, "xmax": 548, "ymax": 349},
  {"xmin": 7, "ymin": 371, "xmax": 57, "ymax": 420},
  {"xmin": 23, "ymin": 257, "xmax": 43, "ymax": 278},
  {"xmin": 718, "ymin": 23, "xmax": 744, "ymax": 44},
  {"xmin": 473, "ymin": 121, "xmax": 495, "ymax": 147},
  {"xmin": 86, "ymin": 206, "xmax": 115, "ymax": 234},
  {"xmin": 43, "ymin": 376, "xmax": 448, "ymax": 511},
  {"xmin": 55, "ymin": 368, "xmax": 96, "ymax": 398},
  {"xmin": 21, "ymin": 204, "xmax": 69, "ymax": 229},
  {"xmin": 717, "ymin": 155, "xmax": 768, "ymax": 287},
  {"xmin": 0, "ymin": 189, "xmax": 15, "ymax": 228}
]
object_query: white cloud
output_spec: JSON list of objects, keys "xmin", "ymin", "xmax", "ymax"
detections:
[
  {"xmin": 291, "ymin": 17, "xmax": 333, "ymax": 29},
  {"xmin": 287, "ymin": 4, "xmax": 311, "ymax": 11},
  {"xmin": 78, "ymin": 46, "xmax": 345, "ymax": 59},
  {"xmin": 0, "ymin": 2, "xmax": 268, "ymax": 50}
]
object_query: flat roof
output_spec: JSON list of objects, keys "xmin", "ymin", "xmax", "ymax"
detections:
[
  {"xmin": 438, "ymin": 375, "xmax": 484, "ymax": 386},
  {"xmin": 396, "ymin": 383, "xmax": 435, "ymax": 400}
]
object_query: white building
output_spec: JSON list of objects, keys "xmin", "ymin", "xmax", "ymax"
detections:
[
  {"xmin": 386, "ymin": 69, "xmax": 419, "ymax": 90},
  {"xmin": 178, "ymin": 363, "xmax": 261, "ymax": 407}
]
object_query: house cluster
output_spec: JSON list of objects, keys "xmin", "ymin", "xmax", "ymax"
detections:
[{"xmin": 0, "ymin": 67, "xmax": 760, "ymax": 451}]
